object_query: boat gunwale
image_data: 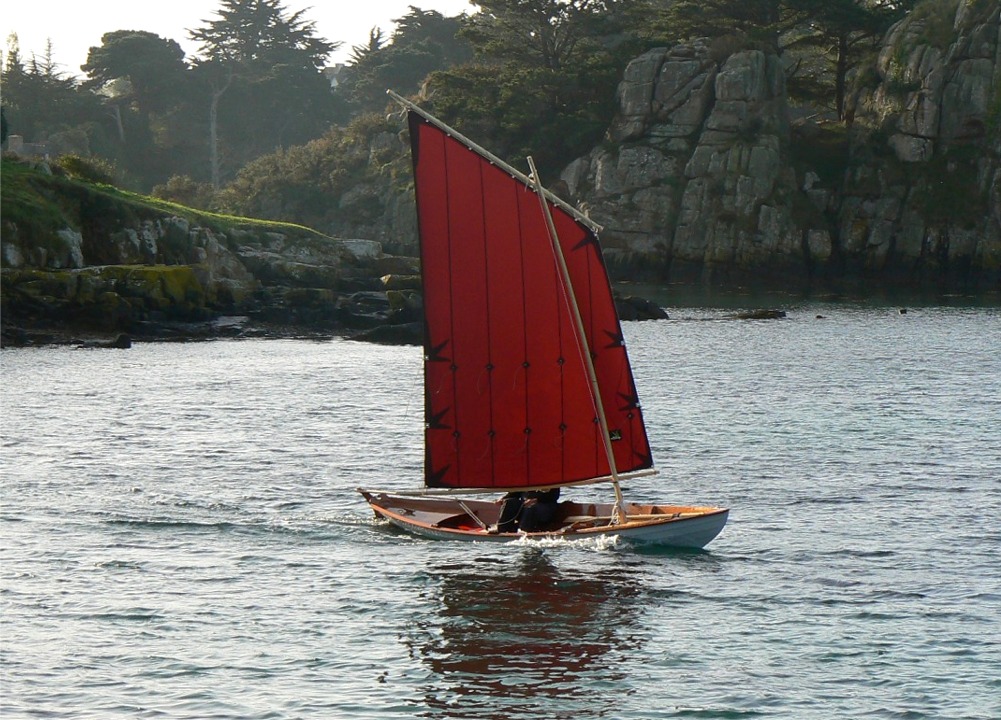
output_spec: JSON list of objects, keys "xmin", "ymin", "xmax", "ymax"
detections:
[{"xmin": 361, "ymin": 490, "xmax": 729, "ymax": 542}]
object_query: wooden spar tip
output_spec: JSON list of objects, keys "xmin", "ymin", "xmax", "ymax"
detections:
[{"xmin": 385, "ymin": 89, "xmax": 603, "ymax": 235}]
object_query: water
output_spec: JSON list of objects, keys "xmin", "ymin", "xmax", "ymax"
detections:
[{"xmin": 2, "ymin": 304, "xmax": 999, "ymax": 719}]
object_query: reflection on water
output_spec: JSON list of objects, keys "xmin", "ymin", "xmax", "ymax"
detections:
[{"xmin": 408, "ymin": 551, "xmax": 642, "ymax": 719}]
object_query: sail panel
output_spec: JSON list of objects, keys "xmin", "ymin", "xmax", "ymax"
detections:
[
  {"xmin": 515, "ymin": 185, "xmax": 584, "ymax": 487},
  {"xmin": 409, "ymin": 112, "xmax": 651, "ymax": 489},
  {"xmin": 443, "ymin": 132, "xmax": 493, "ymax": 485},
  {"xmin": 481, "ymin": 168, "xmax": 530, "ymax": 485}
]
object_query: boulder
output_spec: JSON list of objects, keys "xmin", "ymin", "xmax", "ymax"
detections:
[
  {"xmin": 350, "ymin": 322, "xmax": 423, "ymax": 346},
  {"xmin": 615, "ymin": 294, "xmax": 669, "ymax": 321}
]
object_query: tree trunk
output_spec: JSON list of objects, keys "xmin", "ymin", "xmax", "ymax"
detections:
[
  {"xmin": 109, "ymin": 104, "xmax": 125, "ymax": 143},
  {"xmin": 209, "ymin": 90, "xmax": 221, "ymax": 189},
  {"xmin": 836, "ymin": 34, "xmax": 849, "ymax": 121},
  {"xmin": 207, "ymin": 69, "xmax": 234, "ymax": 190}
]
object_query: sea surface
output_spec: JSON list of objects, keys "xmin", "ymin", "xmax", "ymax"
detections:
[{"xmin": 2, "ymin": 302, "xmax": 999, "ymax": 719}]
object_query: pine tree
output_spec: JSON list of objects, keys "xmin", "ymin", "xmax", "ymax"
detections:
[{"xmin": 188, "ymin": 0, "xmax": 339, "ymax": 186}]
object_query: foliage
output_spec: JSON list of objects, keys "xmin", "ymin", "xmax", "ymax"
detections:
[
  {"xmin": 782, "ymin": 0, "xmax": 913, "ymax": 119},
  {"xmin": 910, "ymin": 0, "xmax": 961, "ymax": 49},
  {"xmin": 418, "ymin": 0, "xmax": 633, "ymax": 176},
  {"xmin": 987, "ymin": 79, "xmax": 1001, "ymax": 143},
  {"xmin": 0, "ymin": 156, "xmax": 73, "ymax": 242},
  {"xmin": 790, "ymin": 122, "xmax": 850, "ymax": 185},
  {"xmin": 2, "ymin": 153, "xmax": 325, "ymax": 243},
  {"xmin": 78, "ymin": 31, "xmax": 198, "ymax": 188},
  {"xmin": 334, "ymin": 8, "xmax": 473, "ymax": 120},
  {"xmin": 54, "ymin": 154, "xmax": 119, "ymax": 185},
  {"xmin": 190, "ymin": 0, "xmax": 335, "ymax": 67},
  {"xmin": 910, "ymin": 145, "xmax": 988, "ymax": 228},
  {"xmin": 0, "ymin": 0, "xmax": 979, "ymax": 245},
  {"xmin": 215, "ymin": 113, "xmax": 401, "ymax": 228},
  {"xmin": 424, "ymin": 60, "xmax": 618, "ymax": 177},
  {"xmin": 461, "ymin": 0, "xmax": 634, "ymax": 71},
  {"xmin": 82, "ymin": 31, "xmax": 189, "ymax": 116},
  {"xmin": 666, "ymin": 0, "xmax": 784, "ymax": 49},
  {"xmin": 1, "ymin": 35, "xmax": 109, "ymax": 156},
  {"xmin": 151, "ymin": 175, "xmax": 219, "ymax": 211},
  {"xmin": 657, "ymin": 0, "xmax": 914, "ymax": 119},
  {"xmin": 188, "ymin": 0, "xmax": 340, "ymax": 185},
  {"xmin": 348, "ymin": 27, "xmax": 388, "ymax": 65}
]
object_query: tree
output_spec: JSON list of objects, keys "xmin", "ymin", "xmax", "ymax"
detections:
[
  {"xmin": 647, "ymin": 0, "xmax": 916, "ymax": 121},
  {"xmin": 349, "ymin": 27, "xmax": 387, "ymax": 65},
  {"xmin": 335, "ymin": 8, "xmax": 472, "ymax": 117},
  {"xmin": 82, "ymin": 31, "xmax": 189, "ymax": 118},
  {"xmin": 189, "ymin": 0, "xmax": 339, "ymax": 186},
  {"xmin": 784, "ymin": 0, "xmax": 913, "ymax": 120},
  {"xmin": 1, "ymin": 34, "xmax": 107, "ymax": 157},
  {"xmin": 420, "ymin": 0, "xmax": 634, "ymax": 175},
  {"xmin": 190, "ymin": 0, "xmax": 335, "ymax": 67},
  {"xmin": 77, "ymin": 31, "xmax": 195, "ymax": 186},
  {"xmin": 390, "ymin": 6, "xmax": 473, "ymax": 69},
  {"xmin": 462, "ymin": 0, "xmax": 632, "ymax": 71},
  {"xmin": 664, "ymin": 0, "xmax": 785, "ymax": 50}
]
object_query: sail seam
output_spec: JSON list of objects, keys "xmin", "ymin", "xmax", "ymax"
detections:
[
  {"xmin": 520, "ymin": 188, "xmax": 536, "ymax": 486},
  {"xmin": 585, "ymin": 234, "xmax": 602, "ymax": 474},
  {"xmin": 478, "ymin": 158, "xmax": 496, "ymax": 487},
  {"xmin": 555, "ymin": 209, "xmax": 569, "ymax": 483},
  {"xmin": 443, "ymin": 124, "xmax": 461, "ymax": 486},
  {"xmin": 517, "ymin": 189, "xmax": 532, "ymax": 486}
]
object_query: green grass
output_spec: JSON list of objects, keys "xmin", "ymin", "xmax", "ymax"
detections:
[
  {"xmin": 1, "ymin": 158, "xmax": 76, "ymax": 235},
  {"xmin": 108, "ymin": 185, "xmax": 331, "ymax": 238},
  {"xmin": 1, "ymin": 155, "xmax": 335, "ymax": 254}
]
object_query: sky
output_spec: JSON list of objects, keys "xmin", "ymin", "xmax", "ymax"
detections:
[{"xmin": 1, "ymin": 0, "xmax": 474, "ymax": 77}]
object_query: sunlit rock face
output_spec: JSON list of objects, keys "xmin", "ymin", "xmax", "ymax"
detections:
[{"xmin": 562, "ymin": 0, "xmax": 1000, "ymax": 291}]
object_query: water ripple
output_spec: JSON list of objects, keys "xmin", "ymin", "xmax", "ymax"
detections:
[{"xmin": 2, "ymin": 309, "xmax": 1000, "ymax": 719}]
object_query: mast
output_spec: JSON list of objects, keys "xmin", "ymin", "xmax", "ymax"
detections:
[{"xmin": 526, "ymin": 156, "xmax": 627, "ymax": 525}]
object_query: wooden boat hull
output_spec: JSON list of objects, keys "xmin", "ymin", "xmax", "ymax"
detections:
[{"xmin": 358, "ymin": 491, "xmax": 728, "ymax": 549}]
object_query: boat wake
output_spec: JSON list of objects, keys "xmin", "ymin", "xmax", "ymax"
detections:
[{"xmin": 511, "ymin": 533, "xmax": 622, "ymax": 552}]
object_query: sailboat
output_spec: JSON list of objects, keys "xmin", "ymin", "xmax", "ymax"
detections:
[{"xmin": 358, "ymin": 91, "xmax": 728, "ymax": 548}]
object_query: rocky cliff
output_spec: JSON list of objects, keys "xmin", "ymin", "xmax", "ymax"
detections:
[
  {"xmin": 842, "ymin": 0, "xmax": 1000, "ymax": 288},
  {"xmin": 559, "ymin": 0, "xmax": 1001, "ymax": 292},
  {"xmin": 0, "ymin": 157, "xmax": 415, "ymax": 346}
]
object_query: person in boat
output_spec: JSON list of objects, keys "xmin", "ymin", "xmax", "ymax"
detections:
[{"xmin": 494, "ymin": 487, "xmax": 561, "ymax": 533}]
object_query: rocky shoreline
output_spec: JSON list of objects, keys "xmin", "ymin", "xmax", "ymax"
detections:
[
  {"xmin": 1, "ymin": 156, "xmax": 678, "ymax": 349},
  {"xmin": 1, "ymin": 289, "xmax": 672, "ymax": 349},
  {"xmin": 0, "ymin": 317, "xmax": 339, "ymax": 350}
]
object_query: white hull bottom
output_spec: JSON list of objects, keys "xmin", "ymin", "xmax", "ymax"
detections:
[{"xmin": 358, "ymin": 491, "xmax": 728, "ymax": 549}]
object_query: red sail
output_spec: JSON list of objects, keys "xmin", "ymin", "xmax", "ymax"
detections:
[{"xmin": 408, "ymin": 111, "xmax": 652, "ymax": 489}]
